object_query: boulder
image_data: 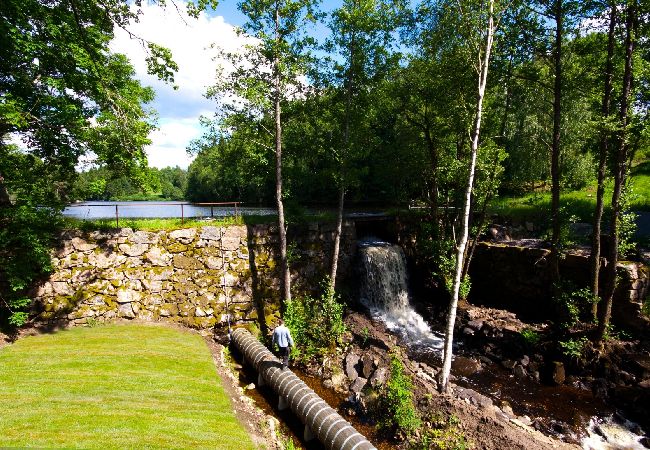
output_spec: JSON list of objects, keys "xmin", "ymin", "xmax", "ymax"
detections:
[
  {"xmin": 200, "ymin": 226, "xmax": 221, "ymax": 241},
  {"xmin": 146, "ymin": 247, "xmax": 170, "ymax": 266},
  {"xmin": 551, "ymin": 361, "xmax": 565, "ymax": 385},
  {"xmin": 204, "ymin": 256, "xmax": 224, "ymax": 270},
  {"xmin": 502, "ymin": 359, "xmax": 517, "ymax": 370},
  {"xmin": 345, "ymin": 353, "xmax": 361, "ymax": 380},
  {"xmin": 131, "ymin": 231, "xmax": 159, "ymax": 244},
  {"xmin": 118, "ymin": 303, "xmax": 135, "ymax": 318},
  {"xmin": 119, "ymin": 243, "xmax": 148, "ymax": 257},
  {"xmin": 350, "ymin": 377, "xmax": 367, "ymax": 394},
  {"xmin": 116, "ymin": 289, "xmax": 141, "ymax": 304},
  {"xmin": 513, "ymin": 364, "xmax": 528, "ymax": 379},
  {"xmin": 457, "ymin": 388, "xmax": 493, "ymax": 409},
  {"xmin": 172, "ymin": 255, "xmax": 204, "ymax": 270},
  {"xmin": 71, "ymin": 237, "xmax": 97, "ymax": 252},
  {"xmin": 169, "ymin": 228, "xmax": 196, "ymax": 244},
  {"xmin": 369, "ymin": 367, "xmax": 388, "ymax": 387},
  {"xmin": 361, "ymin": 354, "xmax": 374, "ymax": 378}
]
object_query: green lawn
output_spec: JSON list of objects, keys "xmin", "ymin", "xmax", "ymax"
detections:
[{"xmin": 0, "ymin": 324, "xmax": 255, "ymax": 449}]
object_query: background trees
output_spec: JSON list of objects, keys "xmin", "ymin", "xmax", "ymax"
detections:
[{"xmin": 0, "ymin": 0, "xmax": 173, "ymax": 327}]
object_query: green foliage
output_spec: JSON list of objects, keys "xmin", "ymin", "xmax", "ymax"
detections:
[
  {"xmin": 520, "ymin": 328, "xmax": 541, "ymax": 347},
  {"xmin": 361, "ymin": 326, "xmax": 371, "ymax": 347},
  {"xmin": 554, "ymin": 284, "xmax": 599, "ymax": 328},
  {"xmin": 0, "ymin": 206, "xmax": 62, "ymax": 329},
  {"xmin": 559, "ymin": 336, "xmax": 589, "ymax": 359},
  {"xmin": 643, "ymin": 294, "xmax": 650, "ymax": 317},
  {"xmin": 617, "ymin": 184, "xmax": 638, "ymax": 259},
  {"xmin": 377, "ymin": 353, "xmax": 421, "ymax": 437},
  {"xmin": 284, "ymin": 278, "xmax": 346, "ymax": 362},
  {"xmin": 409, "ymin": 413, "xmax": 470, "ymax": 450}
]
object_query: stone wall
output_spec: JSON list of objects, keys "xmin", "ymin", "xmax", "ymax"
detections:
[
  {"xmin": 32, "ymin": 222, "xmax": 356, "ymax": 329},
  {"xmin": 468, "ymin": 242, "xmax": 650, "ymax": 330}
]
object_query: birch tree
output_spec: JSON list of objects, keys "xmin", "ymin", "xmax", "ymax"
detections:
[
  {"xmin": 590, "ymin": 1, "xmax": 617, "ymax": 320},
  {"xmin": 206, "ymin": 0, "xmax": 319, "ymax": 310},
  {"xmin": 439, "ymin": 0, "xmax": 498, "ymax": 393}
]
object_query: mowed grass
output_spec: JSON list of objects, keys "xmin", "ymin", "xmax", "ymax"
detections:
[{"xmin": 0, "ymin": 324, "xmax": 255, "ymax": 449}]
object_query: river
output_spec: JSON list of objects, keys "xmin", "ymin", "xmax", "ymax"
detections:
[{"xmin": 62, "ymin": 201, "xmax": 276, "ymax": 220}]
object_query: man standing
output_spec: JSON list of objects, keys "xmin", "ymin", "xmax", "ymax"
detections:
[{"xmin": 272, "ymin": 319, "xmax": 294, "ymax": 370}]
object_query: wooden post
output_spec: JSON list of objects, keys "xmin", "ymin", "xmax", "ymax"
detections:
[
  {"xmin": 115, "ymin": 204, "xmax": 119, "ymax": 228},
  {"xmin": 211, "ymin": 205, "xmax": 214, "ymax": 218}
]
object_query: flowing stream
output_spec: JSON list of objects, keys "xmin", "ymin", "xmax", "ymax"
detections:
[{"xmin": 357, "ymin": 239, "xmax": 648, "ymax": 449}]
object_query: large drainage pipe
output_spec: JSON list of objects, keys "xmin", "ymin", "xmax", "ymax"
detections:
[{"xmin": 231, "ymin": 328, "xmax": 376, "ymax": 450}]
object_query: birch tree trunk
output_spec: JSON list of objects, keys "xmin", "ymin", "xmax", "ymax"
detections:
[
  {"xmin": 330, "ymin": 29, "xmax": 356, "ymax": 291},
  {"xmin": 274, "ymin": 4, "xmax": 291, "ymax": 310},
  {"xmin": 439, "ymin": 0, "xmax": 495, "ymax": 393},
  {"xmin": 590, "ymin": 3, "xmax": 616, "ymax": 320}
]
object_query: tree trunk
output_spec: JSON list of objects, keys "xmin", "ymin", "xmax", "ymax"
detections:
[
  {"xmin": 596, "ymin": 0, "xmax": 637, "ymax": 344},
  {"xmin": 330, "ymin": 29, "xmax": 356, "ymax": 292},
  {"xmin": 0, "ymin": 173, "xmax": 11, "ymax": 206},
  {"xmin": 590, "ymin": 3, "xmax": 616, "ymax": 321},
  {"xmin": 330, "ymin": 187, "xmax": 345, "ymax": 289},
  {"xmin": 424, "ymin": 126, "xmax": 440, "ymax": 236},
  {"xmin": 549, "ymin": 0, "xmax": 563, "ymax": 293},
  {"xmin": 440, "ymin": 0, "xmax": 495, "ymax": 393},
  {"xmin": 274, "ymin": 5, "xmax": 291, "ymax": 310}
]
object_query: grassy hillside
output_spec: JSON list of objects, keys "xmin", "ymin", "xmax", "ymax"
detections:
[{"xmin": 490, "ymin": 161, "xmax": 650, "ymax": 224}]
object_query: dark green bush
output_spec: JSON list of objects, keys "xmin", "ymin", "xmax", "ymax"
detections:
[
  {"xmin": 377, "ymin": 353, "xmax": 421, "ymax": 437},
  {"xmin": 284, "ymin": 278, "xmax": 346, "ymax": 362}
]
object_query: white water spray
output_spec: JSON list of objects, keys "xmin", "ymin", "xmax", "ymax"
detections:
[
  {"xmin": 583, "ymin": 416, "xmax": 648, "ymax": 450},
  {"xmin": 358, "ymin": 241, "xmax": 443, "ymax": 350}
]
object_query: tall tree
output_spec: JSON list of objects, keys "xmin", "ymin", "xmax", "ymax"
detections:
[
  {"xmin": 206, "ymin": 0, "xmax": 319, "ymax": 310},
  {"xmin": 596, "ymin": 0, "xmax": 639, "ymax": 345},
  {"xmin": 326, "ymin": 0, "xmax": 400, "ymax": 290},
  {"xmin": 0, "ymin": 0, "xmax": 168, "ymax": 328},
  {"xmin": 590, "ymin": 1, "xmax": 617, "ymax": 320},
  {"xmin": 439, "ymin": 0, "xmax": 498, "ymax": 393}
]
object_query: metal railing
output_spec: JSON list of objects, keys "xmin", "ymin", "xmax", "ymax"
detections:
[{"xmin": 65, "ymin": 201, "xmax": 242, "ymax": 227}]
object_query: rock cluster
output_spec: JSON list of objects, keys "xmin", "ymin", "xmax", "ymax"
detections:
[{"xmin": 32, "ymin": 222, "xmax": 355, "ymax": 328}]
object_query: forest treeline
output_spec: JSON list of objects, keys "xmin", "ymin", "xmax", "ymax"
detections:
[{"xmin": 1, "ymin": 0, "xmax": 649, "ymax": 372}]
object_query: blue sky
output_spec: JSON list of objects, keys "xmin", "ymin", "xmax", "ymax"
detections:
[{"xmin": 110, "ymin": 0, "xmax": 341, "ymax": 169}]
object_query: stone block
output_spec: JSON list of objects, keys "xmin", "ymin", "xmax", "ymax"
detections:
[
  {"xmin": 200, "ymin": 226, "xmax": 221, "ymax": 241},
  {"xmin": 169, "ymin": 228, "xmax": 196, "ymax": 244}
]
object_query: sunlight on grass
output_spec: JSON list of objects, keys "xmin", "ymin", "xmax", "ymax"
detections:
[
  {"xmin": 63, "ymin": 215, "xmax": 273, "ymax": 231},
  {"xmin": 490, "ymin": 166, "xmax": 650, "ymax": 223},
  {"xmin": 0, "ymin": 324, "xmax": 255, "ymax": 449}
]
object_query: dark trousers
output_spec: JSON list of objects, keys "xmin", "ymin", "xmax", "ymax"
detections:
[{"xmin": 279, "ymin": 346, "xmax": 290, "ymax": 369}]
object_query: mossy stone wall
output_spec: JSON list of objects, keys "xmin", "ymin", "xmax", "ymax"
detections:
[{"xmin": 32, "ymin": 222, "xmax": 356, "ymax": 329}]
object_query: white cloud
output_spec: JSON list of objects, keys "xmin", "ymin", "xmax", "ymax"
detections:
[
  {"xmin": 110, "ymin": 2, "xmax": 251, "ymax": 169},
  {"xmin": 146, "ymin": 119, "xmax": 201, "ymax": 169}
]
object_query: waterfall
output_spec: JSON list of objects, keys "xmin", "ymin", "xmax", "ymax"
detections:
[{"xmin": 358, "ymin": 240, "xmax": 443, "ymax": 350}]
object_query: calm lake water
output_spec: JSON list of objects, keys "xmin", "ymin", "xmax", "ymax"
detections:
[{"xmin": 63, "ymin": 201, "xmax": 276, "ymax": 220}]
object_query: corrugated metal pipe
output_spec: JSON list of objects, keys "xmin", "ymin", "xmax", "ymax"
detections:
[{"xmin": 230, "ymin": 328, "xmax": 377, "ymax": 450}]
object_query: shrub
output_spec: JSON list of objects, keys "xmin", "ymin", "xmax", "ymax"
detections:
[
  {"xmin": 559, "ymin": 337, "xmax": 589, "ymax": 359},
  {"xmin": 409, "ymin": 413, "xmax": 470, "ymax": 450},
  {"xmin": 377, "ymin": 353, "xmax": 421, "ymax": 437},
  {"xmin": 0, "ymin": 205, "xmax": 62, "ymax": 329},
  {"xmin": 520, "ymin": 328, "xmax": 541, "ymax": 347},
  {"xmin": 284, "ymin": 278, "xmax": 345, "ymax": 362}
]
